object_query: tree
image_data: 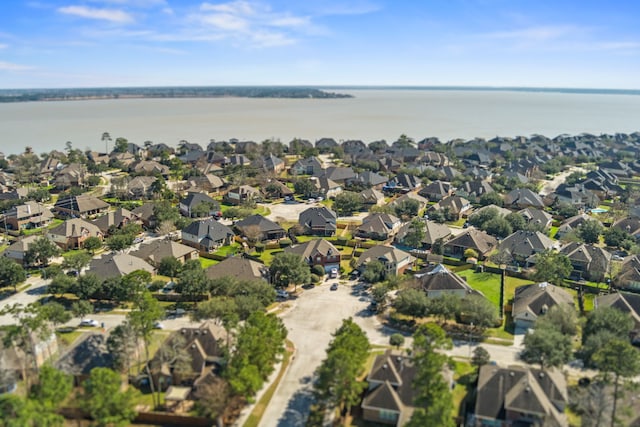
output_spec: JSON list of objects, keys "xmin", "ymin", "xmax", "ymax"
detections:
[
  {"xmin": 535, "ymin": 304, "xmax": 578, "ymax": 336},
  {"xmin": 47, "ymin": 274, "xmax": 75, "ymax": 297},
  {"xmin": 578, "ymin": 219, "xmax": 604, "ymax": 244},
  {"xmin": 478, "ymin": 192, "xmax": 503, "ymax": 207},
  {"xmin": 177, "ymin": 262, "xmax": 209, "ymax": 300},
  {"xmin": 0, "ymin": 257, "xmax": 27, "ymax": 292},
  {"xmin": 471, "ymin": 346, "xmax": 491, "ymax": 370},
  {"xmin": 402, "ymin": 218, "xmax": 425, "ymax": 248},
  {"xmin": 83, "ymin": 236, "xmax": 102, "ymax": 254},
  {"xmin": 31, "ymin": 364, "xmax": 72, "ymax": 412},
  {"xmin": 432, "ymin": 237, "xmax": 444, "ymax": 255},
  {"xmin": 226, "ymin": 312, "xmax": 287, "ymax": 400},
  {"xmin": 293, "ymin": 179, "xmax": 315, "ymax": 198},
  {"xmin": 394, "ymin": 198, "xmax": 420, "ymax": 220},
  {"xmin": 24, "ymin": 237, "xmax": 60, "ymax": 267},
  {"xmin": 581, "ymin": 307, "xmax": 633, "ymax": 366},
  {"xmin": 469, "ymin": 207, "xmax": 499, "ymax": 228},
  {"xmin": 72, "ymin": 273, "xmax": 101, "ymax": 300},
  {"xmin": 332, "ymin": 191, "xmax": 362, "ymax": 216},
  {"xmin": 107, "ymin": 321, "xmax": 139, "ymax": 374},
  {"xmin": 484, "ymin": 217, "xmax": 512, "ymax": 238},
  {"xmin": 429, "ymin": 293, "xmax": 461, "ymax": 324},
  {"xmin": 82, "ymin": 367, "xmax": 137, "ymax": 427},
  {"xmin": 531, "ymin": 250, "xmax": 572, "ymax": 285},
  {"xmin": 521, "ymin": 324, "xmax": 572, "ymax": 369},
  {"xmin": 71, "ymin": 300, "xmax": 93, "ymax": 320},
  {"xmin": 193, "ymin": 378, "xmax": 230, "ymax": 421},
  {"xmin": 459, "ymin": 295, "xmax": 498, "ymax": 329},
  {"xmin": 393, "ymin": 289, "xmax": 429, "ymax": 319},
  {"xmin": 269, "ymin": 252, "xmax": 311, "ymax": 290},
  {"xmin": 592, "ymin": 339, "xmax": 640, "ymax": 427},
  {"xmin": 38, "ymin": 302, "xmax": 71, "ymax": 330},
  {"xmin": 463, "ymin": 248, "xmax": 479, "ymax": 260},
  {"xmin": 128, "ymin": 290, "xmax": 164, "ymax": 407},
  {"xmin": 157, "ymin": 257, "xmax": 182, "ymax": 279},
  {"xmin": 106, "ymin": 234, "xmax": 135, "ymax": 252},
  {"xmin": 604, "ymin": 227, "xmax": 631, "ymax": 248},
  {"xmin": 407, "ymin": 323, "xmax": 454, "ymax": 427},
  {"xmin": 505, "ymin": 212, "xmax": 527, "ymax": 232},
  {"xmin": 313, "ymin": 319, "xmax": 370, "ymax": 420},
  {"xmin": 363, "ymin": 260, "xmax": 386, "ymax": 283},
  {"xmin": 389, "ymin": 333, "xmax": 405, "ymax": 349},
  {"xmin": 61, "ymin": 251, "xmax": 92, "ymax": 273}
]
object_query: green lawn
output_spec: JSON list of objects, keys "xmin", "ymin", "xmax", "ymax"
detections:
[
  {"xmin": 199, "ymin": 257, "xmax": 218, "ymax": 269},
  {"xmin": 213, "ymin": 243, "xmax": 242, "ymax": 257},
  {"xmin": 456, "ymin": 270, "xmax": 501, "ymax": 308},
  {"xmin": 451, "ymin": 360, "xmax": 475, "ymax": 420}
]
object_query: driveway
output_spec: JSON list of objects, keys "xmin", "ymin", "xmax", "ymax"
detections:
[
  {"xmin": 258, "ymin": 280, "xmax": 401, "ymax": 427},
  {"xmin": 262, "ymin": 201, "xmax": 316, "ymax": 223}
]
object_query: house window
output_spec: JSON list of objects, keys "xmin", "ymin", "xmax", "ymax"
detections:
[{"xmin": 379, "ymin": 410, "xmax": 397, "ymax": 421}]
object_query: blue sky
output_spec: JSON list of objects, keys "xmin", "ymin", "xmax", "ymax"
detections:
[{"xmin": 1, "ymin": 0, "xmax": 639, "ymax": 88}]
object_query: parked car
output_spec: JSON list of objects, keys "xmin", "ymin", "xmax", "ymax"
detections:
[
  {"xmin": 79, "ymin": 319, "xmax": 100, "ymax": 327},
  {"xmin": 153, "ymin": 321, "xmax": 164, "ymax": 329},
  {"xmin": 329, "ymin": 268, "xmax": 338, "ymax": 279},
  {"xmin": 276, "ymin": 290, "xmax": 289, "ymax": 299},
  {"xmin": 330, "ymin": 283, "xmax": 338, "ymax": 291}
]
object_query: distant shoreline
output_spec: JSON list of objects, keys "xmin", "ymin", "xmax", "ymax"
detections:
[
  {"xmin": 0, "ymin": 85, "xmax": 639, "ymax": 103},
  {"xmin": 0, "ymin": 87, "xmax": 353, "ymax": 103}
]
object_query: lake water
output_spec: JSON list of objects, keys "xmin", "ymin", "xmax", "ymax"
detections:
[{"xmin": 1, "ymin": 89, "xmax": 640, "ymax": 155}]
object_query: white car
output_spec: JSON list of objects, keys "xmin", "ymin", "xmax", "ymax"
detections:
[
  {"xmin": 153, "ymin": 321, "xmax": 164, "ymax": 329},
  {"xmin": 79, "ymin": 319, "xmax": 100, "ymax": 327}
]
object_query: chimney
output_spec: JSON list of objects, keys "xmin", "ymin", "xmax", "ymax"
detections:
[{"xmin": 72, "ymin": 223, "xmax": 76, "ymax": 236}]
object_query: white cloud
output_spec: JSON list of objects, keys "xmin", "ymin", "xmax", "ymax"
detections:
[
  {"xmin": 88, "ymin": 0, "xmax": 167, "ymax": 7},
  {"xmin": 195, "ymin": 1, "xmax": 318, "ymax": 47},
  {"xmin": 0, "ymin": 61, "xmax": 33, "ymax": 71},
  {"xmin": 484, "ymin": 25, "xmax": 579, "ymax": 42},
  {"xmin": 0, "ymin": 43, "xmax": 8, "ymax": 49},
  {"xmin": 58, "ymin": 5, "xmax": 134, "ymax": 24}
]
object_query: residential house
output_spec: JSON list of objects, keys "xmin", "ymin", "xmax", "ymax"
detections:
[
  {"xmin": 419, "ymin": 180, "xmax": 453, "ymax": 201},
  {"xmin": 132, "ymin": 203, "xmax": 157, "ymax": 230},
  {"xmin": 469, "ymin": 204, "xmax": 512, "ymax": 221},
  {"xmin": 559, "ymin": 242, "xmax": 612, "ymax": 282},
  {"xmin": 390, "ymin": 192, "xmax": 429, "ymax": 213},
  {"xmin": 519, "ymin": 207, "xmax": 553, "ymax": 230},
  {"xmin": 55, "ymin": 334, "xmax": 115, "ymax": 385},
  {"xmin": 291, "ymin": 156, "xmax": 323, "ymax": 176},
  {"xmin": 555, "ymin": 214, "xmax": 598, "ymax": 239},
  {"xmin": 360, "ymin": 188, "xmax": 385, "ymax": 206},
  {"xmin": 356, "ymin": 213, "xmax": 402, "ymax": 241},
  {"xmin": 91, "ymin": 208, "xmax": 139, "ymax": 235},
  {"xmin": 181, "ymin": 219, "xmax": 235, "ymax": 252},
  {"xmin": 130, "ymin": 160, "xmax": 170, "ymax": 177},
  {"xmin": 150, "ymin": 323, "xmax": 224, "ymax": 389},
  {"xmin": 471, "ymin": 364, "xmax": 568, "ymax": 427},
  {"xmin": 499, "ymin": 230, "xmax": 557, "ymax": 266},
  {"xmin": 394, "ymin": 220, "xmax": 451, "ymax": 249},
  {"xmin": 459, "ymin": 179, "xmax": 494, "ymax": 199},
  {"xmin": 254, "ymin": 154, "xmax": 285, "ymax": 174},
  {"xmin": 314, "ymin": 166, "xmax": 357, "ymax": 186},
  {"xmin": 553, "ymin": 184, "xmax": 600, "ymax": 209},
  {"xmin": 0, "ymin": 187, "xmax": 29, "ymax": 201},
  {"xmin": 147, "ymin": 143, "xmax": 175, "ymax": 158},
  {"xmin": 4, "ymin": 201, "xmax": 53, "ymax": 230},
  {"xmin": 504, "ymin": 188, "xmax": 545, "ymax": 209},
  {"xmin": 179, "ymin": 192, "xmax": 221, "ymax": 218},
  {"xmin": 54, "ymin": 163, "xmax": 87, "ymax": 189},
  {"xmin": 47, "ymin": 218, "xmax": 103, "ymax": 250},
  {"xmin": 512, "ymin": 283, "xmax": 574, "ymax": 330},
  {"xmin": 109, "ymin": 151, "xmax": 136, "ymax": 167},
  {"xmin": 355, "ymin": 245, "xmax": 415, "ymax": 276},
  {"xmin": 614, "ymin": 255, "xmax": 640, "ymax": 291},
  {"xmin": 361, "ymin": 350, "xmax": 418, "ymax": 426},
  {"xmin": 3, "ymin": 235, "xmax": 55, "ymax": 265},
  {"xmin": 228, "ymin": 154, "xmax": 252, "ymax": 167},
  {"xmin": 415, "ymin": 264, "xmax": 476, "ymax": 298},
  {"xmin": 261, "ymin": 180, "xmax": 293, "ymax": 200},
  {"xmin": 129, "ymin": 240, "xmax": 199, "ymax": 266},
  {"xmin": 383, "ymin": 173, "xmax": 421, "ymax": 193},
  {"xmin": 298, "ymin": 206, "xmax": 337, "ymax": 236},
  {"xmin": 444, "ymin": 229, "xmax": 497, "ymax": 260},
  {"xmin": 85, "ymin": 253, "xmax": 155, "ymax": 280},
  {"xmin": 595, "ymin": 291, "xmax": 640, "ymax": 343},
  {"xmin": 177, "ymin": 140, "xmax": 203, "ymax": 155},
  {"xmin": 612, "ymin": 217, "xmax": 640, "ymax": 240},
  {"xmin": 233, "ymin": 140, "xmax": 259, "ymax": 155},
  {"xmin": 315, "ymin": 137, "xmax": 338, "ymax": 153},
  {"xmin": 185, "ymin": 174, "xmax": 226, "ymax": 194},
  {"xmin": 284, "ymin": 239, "xmax": 341, "ymax": 273},
  {"xmin": 428, "ymin": 195, "xmax": 472, "ymax": 220},
  {"xmin": 205, "ymin": 256, "xmax": 270, "ymax": 282},
  {"xmin": 354, "ymin": 171, "xmax": 388, "ymax": 189},
  {"xmin": 126, "ymin": 175, "xmax": 157, "ymax": 199},
  {"xmin": 421, "ymin": 151, "xmax": 449, "ymax": 166},
  {"xmin": 234, "ymin": 215, "xmax": 286, "ymax": 241},
  {"xmin": 224, "ymin": 185, "xmax": 261, "ymax": 206},
  {"xmin": 310, "ymin": 176, "xmax": 342, "ymax": 198},
  {"xmin": 178, "ymin": 149, "xmax": 207, "ymax": 165},
  {"xmin": 53, "ymin": 195, "xmax": 110, "ymax": 219}
]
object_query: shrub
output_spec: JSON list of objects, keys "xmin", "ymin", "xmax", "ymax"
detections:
[
  {"xmin": 254, "ymin": 243, "xmax": 265, "ymax": 253},
  {"xmin": 311, "ymin": 265, "xmax": 325, "ymax": 277},
  {"xmin": 311, "ymin": 274, "xmax": 321, "ymax": 284},
  {"xmin": 336, "ymin": 237, "xmax": 348, "ymax": 246},
  {"xmin": 148, "ymin": 280, "xmax": 165, "ymax": 292},
  {"xmin": 279, "ymin": 239, "xmax": 292, "ymax": 248}
]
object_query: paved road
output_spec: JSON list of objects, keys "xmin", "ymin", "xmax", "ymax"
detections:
[
  {"xmin": 259, "ymin": 280, "xmax": 380, "ymax": 427},
  {"xmin": 0, "ymin": 276, "xmax": 49, "ymax": 325}
]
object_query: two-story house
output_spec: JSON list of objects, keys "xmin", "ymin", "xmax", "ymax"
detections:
[{"xmin": 284, "ymin": 239, "xmax": 341, "ymax": 274}]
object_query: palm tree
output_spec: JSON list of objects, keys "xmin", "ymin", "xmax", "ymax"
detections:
[{"xmin": 102, "ymin": 132, "xmax": 112, "ymax": 154}]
